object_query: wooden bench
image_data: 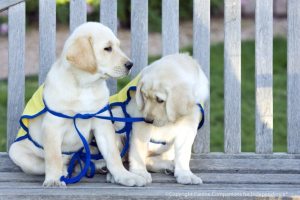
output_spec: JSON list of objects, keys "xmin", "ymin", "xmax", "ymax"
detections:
[{"xmin": 1, "ymin": 0, "xmax": 300, "ymax": 199}]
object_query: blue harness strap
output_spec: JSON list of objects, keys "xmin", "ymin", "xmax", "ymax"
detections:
[
  {"xmin": 15, "ymin": 85, "xmax": 205, "ymax": 185},
  {"xmin": 109, "ymin": 86, "xmax": 206, "ymax": 146}
]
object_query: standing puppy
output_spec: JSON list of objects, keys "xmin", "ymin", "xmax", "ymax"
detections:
[
  {"xmin": 9, "ymin": 22, "xmax": 146, "ymax": 187},
  {"xmin": 110, "ymin": 54, "xmax": 209, "ymax": 185}
]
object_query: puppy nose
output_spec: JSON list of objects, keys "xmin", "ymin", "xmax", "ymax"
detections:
[
  {"xmin": 124, "ymin": 61, "xmax": 133, "ymax": 70},
  {"xmin": 144, "ymin": 118, "xmax": 154, "ymax": 124}
]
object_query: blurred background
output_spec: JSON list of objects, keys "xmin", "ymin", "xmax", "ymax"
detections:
[{"xmin": 0, "ymin": 0, "xmax": 288, "ymax": 152}]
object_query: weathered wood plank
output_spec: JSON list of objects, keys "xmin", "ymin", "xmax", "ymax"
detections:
[
  {"xmin": 100, "ymin": 0, "xmax": 117, "ymax": 35},
  {"xmin": 2, "ymin": 152, "xmax": 300, "ymax": 173},
  {"xmin": 70, "ymin": 0, "xmax": 87, "ymax": 33},
  {"xmin": 287, "ymin": 0, "xmax": 300, "ymax": 153},
  {"xmin": 192, "ymin": 0, "xmax": 210, "ymax": 154},
  {"xmin": 190, "ymin": 158, "xmax": 300, "ymax": 173},
  {"xmin": 255, "ymin": 0, "xmax": 273, "ymax": 153},
  {"xmin": 192, "ymin": 152, "xmax": 300, "ymax": 159},
  {"xmin": 130, "ymin": 0, "xmax": 148, "ymax": 77},
  {"xmin": 0, "ymin": 0, "xmax": 26, "ymax": 11},
  {"xmin": 0, "ymin": 182, "xmax": 299, "ymax": 200},
  {"xmin": 100, "ymin": 0, "xmax": 118, "ymax": 94},
  {"xmin": 39, "ymin": 0, "xmax": 56, "ymax": 84},
  {"xmin": 162, "ymin": 0, "xmax": 179, "ymax": 55},
  {"xmin": 7, "ymin": 2, "xmax": 26, "ymax": 151},
  {"xmin": 224, "ymin": 0, "xmax": 241, "ymax": 153},
  {"xmin": 2, "ymin": 172, "xmax": 300, "ymax": 185}
]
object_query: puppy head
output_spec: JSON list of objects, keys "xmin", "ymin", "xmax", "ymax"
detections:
[
  {"xmin": 65, "ymin": 22, "xmax": 132, "ymax": 78},
  {"xmin": 136, "ymin": 77, "xmax": 195, "ymax": 127}
]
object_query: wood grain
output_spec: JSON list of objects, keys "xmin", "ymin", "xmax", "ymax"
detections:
[
  {"xmin": 192, "ymin": 0, "xmax": 210, "ymax": 154},
  {"xmin": 38, "ymin": 0, "xmax": 56, "ymax": 84},
  {"xmin": 130, "ymin": 0, "xmax": 148, "ymax": 77},
  {"xmin": 287, "ymin": 0, "xmax": 300, "ymax": 153},
  {"xmin": 0, "ymin": 0, "xmax": 26, "ymax": 11},
  {"xmin": 162, "ymin": 0, "xmax": 179, "ymax": 55},
  {"xmin": 7, "ymin": 2, "xmax": 25, "ymax": 151},
  {"xmin": 224, "ymin": 0, "xmax": 241, "ymax": 153},
  {"xmin": 100, "ymin": 0, "xmax": 118, "ymax": 94},
  {"xmin": 255, "ymin": 0, "xmax": 273, "ymax": 153},
  {"xmin": 70, "ymin": 0, "xmax": 87, "ymax": 33},
  {"xmin": 2, "ymin": 152, "xmax": 300, "ymax": 173}
]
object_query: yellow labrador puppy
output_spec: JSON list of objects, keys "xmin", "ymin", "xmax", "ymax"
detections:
[
  {"xmin": 9, "ymin": 22, "xmax": 146, "ymax": 187},
  {"xmin": 110, "ymin": 54, "xmax": 209, "ymax": 185}
]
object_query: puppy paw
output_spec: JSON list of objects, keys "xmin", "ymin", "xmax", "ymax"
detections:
[
  {"xmin": 175, "ymin": 171, "xmax": 203, "ymax": 185},
  {"xmin": 43, "ymin": 179, "xmax": 66, "ymax": 187},
  {"xmin": 107, "ymin": 171, "xmax": 147, "ymax": 187},
  {"xmin": 130, "ymin": 169, "xmax": 152, "ymax": 184}
]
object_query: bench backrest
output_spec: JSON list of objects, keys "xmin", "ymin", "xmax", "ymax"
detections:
[{"xmin": 1, "ymin": 0, "xmax": 300, "ymax": 155}]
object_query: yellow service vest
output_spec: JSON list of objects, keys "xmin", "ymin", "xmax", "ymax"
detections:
[{"xmin": 16, "ymin": 75, "xmax": 141, "ymax": 141}]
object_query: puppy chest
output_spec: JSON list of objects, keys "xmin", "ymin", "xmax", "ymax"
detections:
[
  {"xmin": 61, "ymin": 119, "xmax": 92, "ymax": 149},
  {"xmin": 74, "ymin": 89, "xmax": 108, "ymax": 112}
]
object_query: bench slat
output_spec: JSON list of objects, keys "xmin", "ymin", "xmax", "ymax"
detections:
[
  {"xmin": 38, "ymin": 0, "xmax": 56, "ymax": 84},
  {"xmin": 100, "ymin": 0, "xmax": 118, "ymax": 94},
  {"xmin": 130, "ymin": 0, "xmax": 148, "ymax": 77},
  {"xmin": 162, "ymin": 0, "xmax": 179, "ymax": 55},
  {"xmin": 224, "ymin": 0, "xmax": 241, "ymax": 153},
  {"xmin": 70, "ymin": 0, "xmax": 87, "ymax": 33},
  {"xmin": 255, "ymin": 0, "xmax": 273, "ymax": 153},
  {"xmin": 287, "ymin": 0, "xmax": 300, "ymax": 153},
  {"xmin": 193, "ymin": 0, "xmax": 210, "ymax": 154},
  {"xmin": 0, "ymin": 0, "xmax": 25, "ymax": 11},
  {"xmin": 1, "ymin": 152, "xmax": 300, "ymax": 173},
  {"xmin": 7, "ymin": 2, "xmax": 26, "ymax": 151},
  {"xmin": 1, "ymin": 172, "xmax": 300, "ymax": 185},
  {"xmin": 0, "ymin": 182, "xmax": 298, "ymax": 199}
]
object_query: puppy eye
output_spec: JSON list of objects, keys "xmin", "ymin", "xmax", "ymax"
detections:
[
  {"xmin": 104, "ymin": 46, "xmax": 112, "ymax": 52},
  {"xmin": 156, "ymin": 96, "xmax": 164, "ymax": 103}
]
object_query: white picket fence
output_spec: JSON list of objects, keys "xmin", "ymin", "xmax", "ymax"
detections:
[
  {"xmin": 1, "ymin": 0, "xmax": 300, "ymax": 198},
  {"xmin": 2, "ymin": 0, "xmax": 300, "ymax": 155}
]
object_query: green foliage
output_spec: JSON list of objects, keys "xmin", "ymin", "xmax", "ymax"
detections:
[
  {"xmin": 211, "ymin": 0, "xmax": 224, "ymax": 15},
  {"xmin": 57, "ymin": 3, "xmax": 70, "ymax": 25},
  {"xmin": 0, "ymin": 38, "xmax": 288, "ymax": 152}
]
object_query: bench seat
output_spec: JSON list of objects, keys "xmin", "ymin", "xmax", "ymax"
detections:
[{"xmin": 1, "ymin": 153, "xmax": 300, "ymax": 199}]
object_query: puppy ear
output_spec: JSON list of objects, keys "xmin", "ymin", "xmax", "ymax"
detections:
[
  {"xmin": 135, "ymin": 81, "xmax": 144, "ymax": 111},
  {"xmin": 166, "ymin": 86, "xmax": 195, "ymax": 122},
  {"xmin": 66, "ymin": 36, "xmax": 97, "ymax": 74}
]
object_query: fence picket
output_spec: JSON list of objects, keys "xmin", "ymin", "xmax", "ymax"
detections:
[
  {"xmin": 7, "ymin": 2, "xmax": 25, "ymax": 150},
  {"xmin": 70, "ymin": 0, "xmax": 86, "ymax": 33},
  {"xmin": 39, "ymin": 0, "xmax": 56, "ymax": 84},
  {"xmin": 162, "ymin": 0, "xmax": 179, "ymax": 55},
  {"xmin": 287, "ymin": 0, "xmax": 300, "ymax": 153},
  {"xmin": 255, "ymin": 0, "xmax": 273, "ymax": 154},
  {"xmin": 101, "ymin": 0, "xmax": 118, "ymax": 93},
  {"xmin": 131, "ymin": 0, "xmax": 148, "ymax": 77},
  {"xmin": 224, "ymin": 0, "xmax": 241, "ymax": 153},
  {"xmin": 193, "ymin": 0, "xmax": 210, "ymax": 154}
]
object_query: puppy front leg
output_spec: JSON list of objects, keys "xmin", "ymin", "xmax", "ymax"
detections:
[
  {"xmin": 129, "ymin": 123, "xmax": 152, "ymax": 183},
  {"xmin": 174, "ymin": 125, "xmax": 203, "ymax": 185},
  {"xmin": 42, "ymin": 118, "xmax": 66, "ymax": 187},
  {"xmin": 93, "ymin": 118, "xmax": 146, "ymax": 187}
]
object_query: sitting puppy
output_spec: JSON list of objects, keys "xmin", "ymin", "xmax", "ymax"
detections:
[
  {"xmin": 109, "ymin": 53, "xmax": 209, "ymax": 185},
  {"xmin": 9, "ymin": 22, "xmax": 146, "ymax": 187}
]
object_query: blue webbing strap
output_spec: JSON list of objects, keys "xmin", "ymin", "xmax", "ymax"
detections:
[
  {"xmin": 15, "ymin": 85, "xmax": 205, "ymax": 184},
  {"xmin": 197, "ymin": 103, "xmax": 205, "ymax": 130},
  {"xmin": 42, "ymin": 100, "xmax": 144, "ymax": 184}
]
